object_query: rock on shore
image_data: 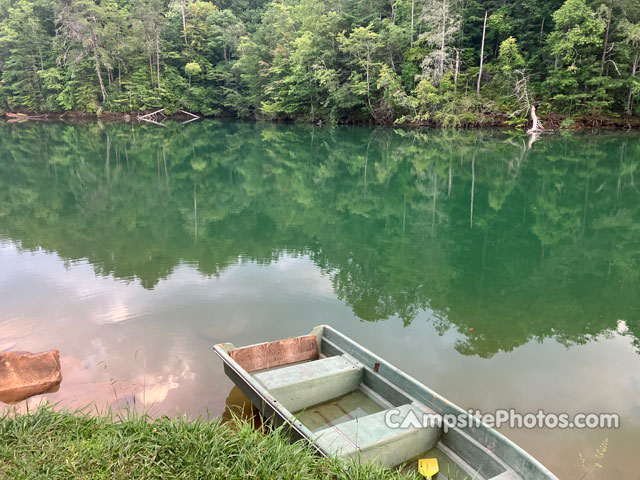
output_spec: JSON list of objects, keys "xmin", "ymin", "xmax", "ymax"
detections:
[{"xmin": 0, "ymin": 350, "xmax": 62, "ymax": 403}]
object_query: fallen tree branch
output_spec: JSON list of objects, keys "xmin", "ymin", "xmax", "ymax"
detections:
[
  {"xmin": 179, "ymin": 110, "xmax": 201, "ymax": 124},
  {"xmin": 138, "ymin": 108, "xmax": 167, "ymax": 125},
  {"xmin": 178, "ymin": 110, "xmax": 200, "ymax": 119}
]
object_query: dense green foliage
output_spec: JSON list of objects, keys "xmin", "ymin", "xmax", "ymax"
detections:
[
  {"xmin": 0, "ymin": 404, "xmax": 420, "ymax": 479},
  {"xmin": 1, "ymin": 121, "xmax": 638, "ymax": 357},
  {"xmin": 0, "ymin": 0, "xmax": 639, "ymax": 124}
]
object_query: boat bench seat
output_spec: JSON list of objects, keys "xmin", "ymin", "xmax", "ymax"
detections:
[
  {"xmin": 253, "ymin": 354, "xmax": 364, "ymax": 412},
  {"xmin": 314, "ymin": 402, "xmax": 442, "ymax": 467}
]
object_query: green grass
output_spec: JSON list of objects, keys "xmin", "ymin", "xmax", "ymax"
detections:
[{"xmin": 0, "ymin": 404, "xmax": 421, "ymax": 480}]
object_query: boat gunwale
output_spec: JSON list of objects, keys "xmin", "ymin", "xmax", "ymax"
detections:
[
  {"xmin": 320, "ymin": 326, "xmax": 558, "ymax": 480},
  {"xmin": 214, "ymin": 325, "xmax": 559, "ymax": 480}
]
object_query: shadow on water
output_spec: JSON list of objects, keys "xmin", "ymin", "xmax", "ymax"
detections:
[
  {"xmin": 221, "ymin": 386, "xmax": 264, "ymax": 427},
  {"xmin": 0, "ymin": 120, "xmax": 639, "ymax": 359}
]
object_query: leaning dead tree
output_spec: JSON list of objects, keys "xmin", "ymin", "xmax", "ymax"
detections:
[
  {"xmin": 511, "ymin": 70, "xmax": 544, "ymax": 135},
  {"xmin": 476, "ymin": 10, "xmax": 487, "ymax": 96},
  {"xmin": 527, "ymin": 105, "xmax": 544, "ymax": 134}
]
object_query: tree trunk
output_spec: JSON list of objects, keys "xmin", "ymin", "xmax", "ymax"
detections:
[
  {"xmin": 29, "ymin": 48, "xmax": 43, "ymax": 100},
  {"xmin": 117, "ymin": 54, "xmax": 122, "ymax": 88},
  {"xmin": 476, "ymin": 10, "xmax": 487, "ymax": 97},
  {"xmin": 364, "ymin": 49, "xmax": 377, "ymax": 121},
  {"xmin": 627, "ymin": 54, "xmax": 638, "ymax": 115},
  {"xmin": 600, "ymin": 0, "xmax": 614, "ymax": 74},
  {"xmin": 180, "ymin": 0, "xmax": 188, "ymax": 47},
  {"xmin": 439, "ymin": 0, "xmax": 447, "ymax": 80},
  {"xmin": 454, "ymin": 49, "xmax": 460, "ymax": 87},
  {"xmin": 147, "ymin": 42, "xmax": 155, "ymax": 87},
  {"xmin": 156, "ymin": 31, "xmax": 161, "ymax": 89},
  {"xmin": 365, "ymin": 60, "xmax": 374, "ymax": 119},
  {"xmin": 410, "ymin": 0, "xmax": 415, "ymax": 46},
  {"xmin": 93, "ymin": 42, "xmax": 107, "ymax": 101},
  {"xmin": 309, "ymin": 69, "xmax": 315, "ymax": 122}
]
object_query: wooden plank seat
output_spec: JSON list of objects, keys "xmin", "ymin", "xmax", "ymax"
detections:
[
  {"xmin": 252, "ymin": 354, "xmax": 364, "ymax": 412},
  {"xmin": 314, "ymin": 402, "xmax": 442, "ymax": 467},
  {"xmin": 228, "ymin": 334, "xmax": 319, "ymax": 372}
]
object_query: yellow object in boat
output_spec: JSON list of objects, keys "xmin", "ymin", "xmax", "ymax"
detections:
[{"xmin": 418, "ymin": 458, "xmax": 439, "ymax": 478}]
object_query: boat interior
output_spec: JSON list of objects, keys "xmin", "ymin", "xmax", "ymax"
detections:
[{"xmin": 219, "ymin": 328, "xmax": 521, "ymax": 480}]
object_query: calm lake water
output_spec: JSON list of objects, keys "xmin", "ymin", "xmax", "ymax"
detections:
[{"xmin": 1, "ymin": 120, "xmax": 639, "ymax": 478}]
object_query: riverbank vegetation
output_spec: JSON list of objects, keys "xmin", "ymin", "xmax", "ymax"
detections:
[
  {"xmin": 0, "ymin": 404, "xmax": 420, "ymax": 479},
  {"xmin": 0, "ymin": 0, "xmax": 639, "ymax": 126}
]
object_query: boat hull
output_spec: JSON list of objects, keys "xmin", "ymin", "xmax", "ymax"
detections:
[{"xmin": 214, "ymin": 325, "xmax": 558, "ymax": 480}]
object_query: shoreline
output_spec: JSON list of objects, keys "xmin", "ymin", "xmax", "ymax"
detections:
[{"xmin": 2, "ymin": 110, "xmax": 640, "ymax": 130}]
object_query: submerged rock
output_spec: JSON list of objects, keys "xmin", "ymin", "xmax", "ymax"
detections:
[{"xmin": 0, "ymin": 350, "xmax": 62, "ymax": 403}]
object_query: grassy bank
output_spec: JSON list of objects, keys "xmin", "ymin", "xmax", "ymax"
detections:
[{"xmin": 0, "ymin": 405, "xmax": 419, "ymax": 480}]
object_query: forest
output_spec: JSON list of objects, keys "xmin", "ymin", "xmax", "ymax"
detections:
[{"xmin": 0, "ymin": 0, "xmax": 639, "ymax": 126}]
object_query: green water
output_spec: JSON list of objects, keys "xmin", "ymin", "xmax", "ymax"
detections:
[{"xmin": 1, "ymin": 120, "xmax": 639, "ymax": 478}]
